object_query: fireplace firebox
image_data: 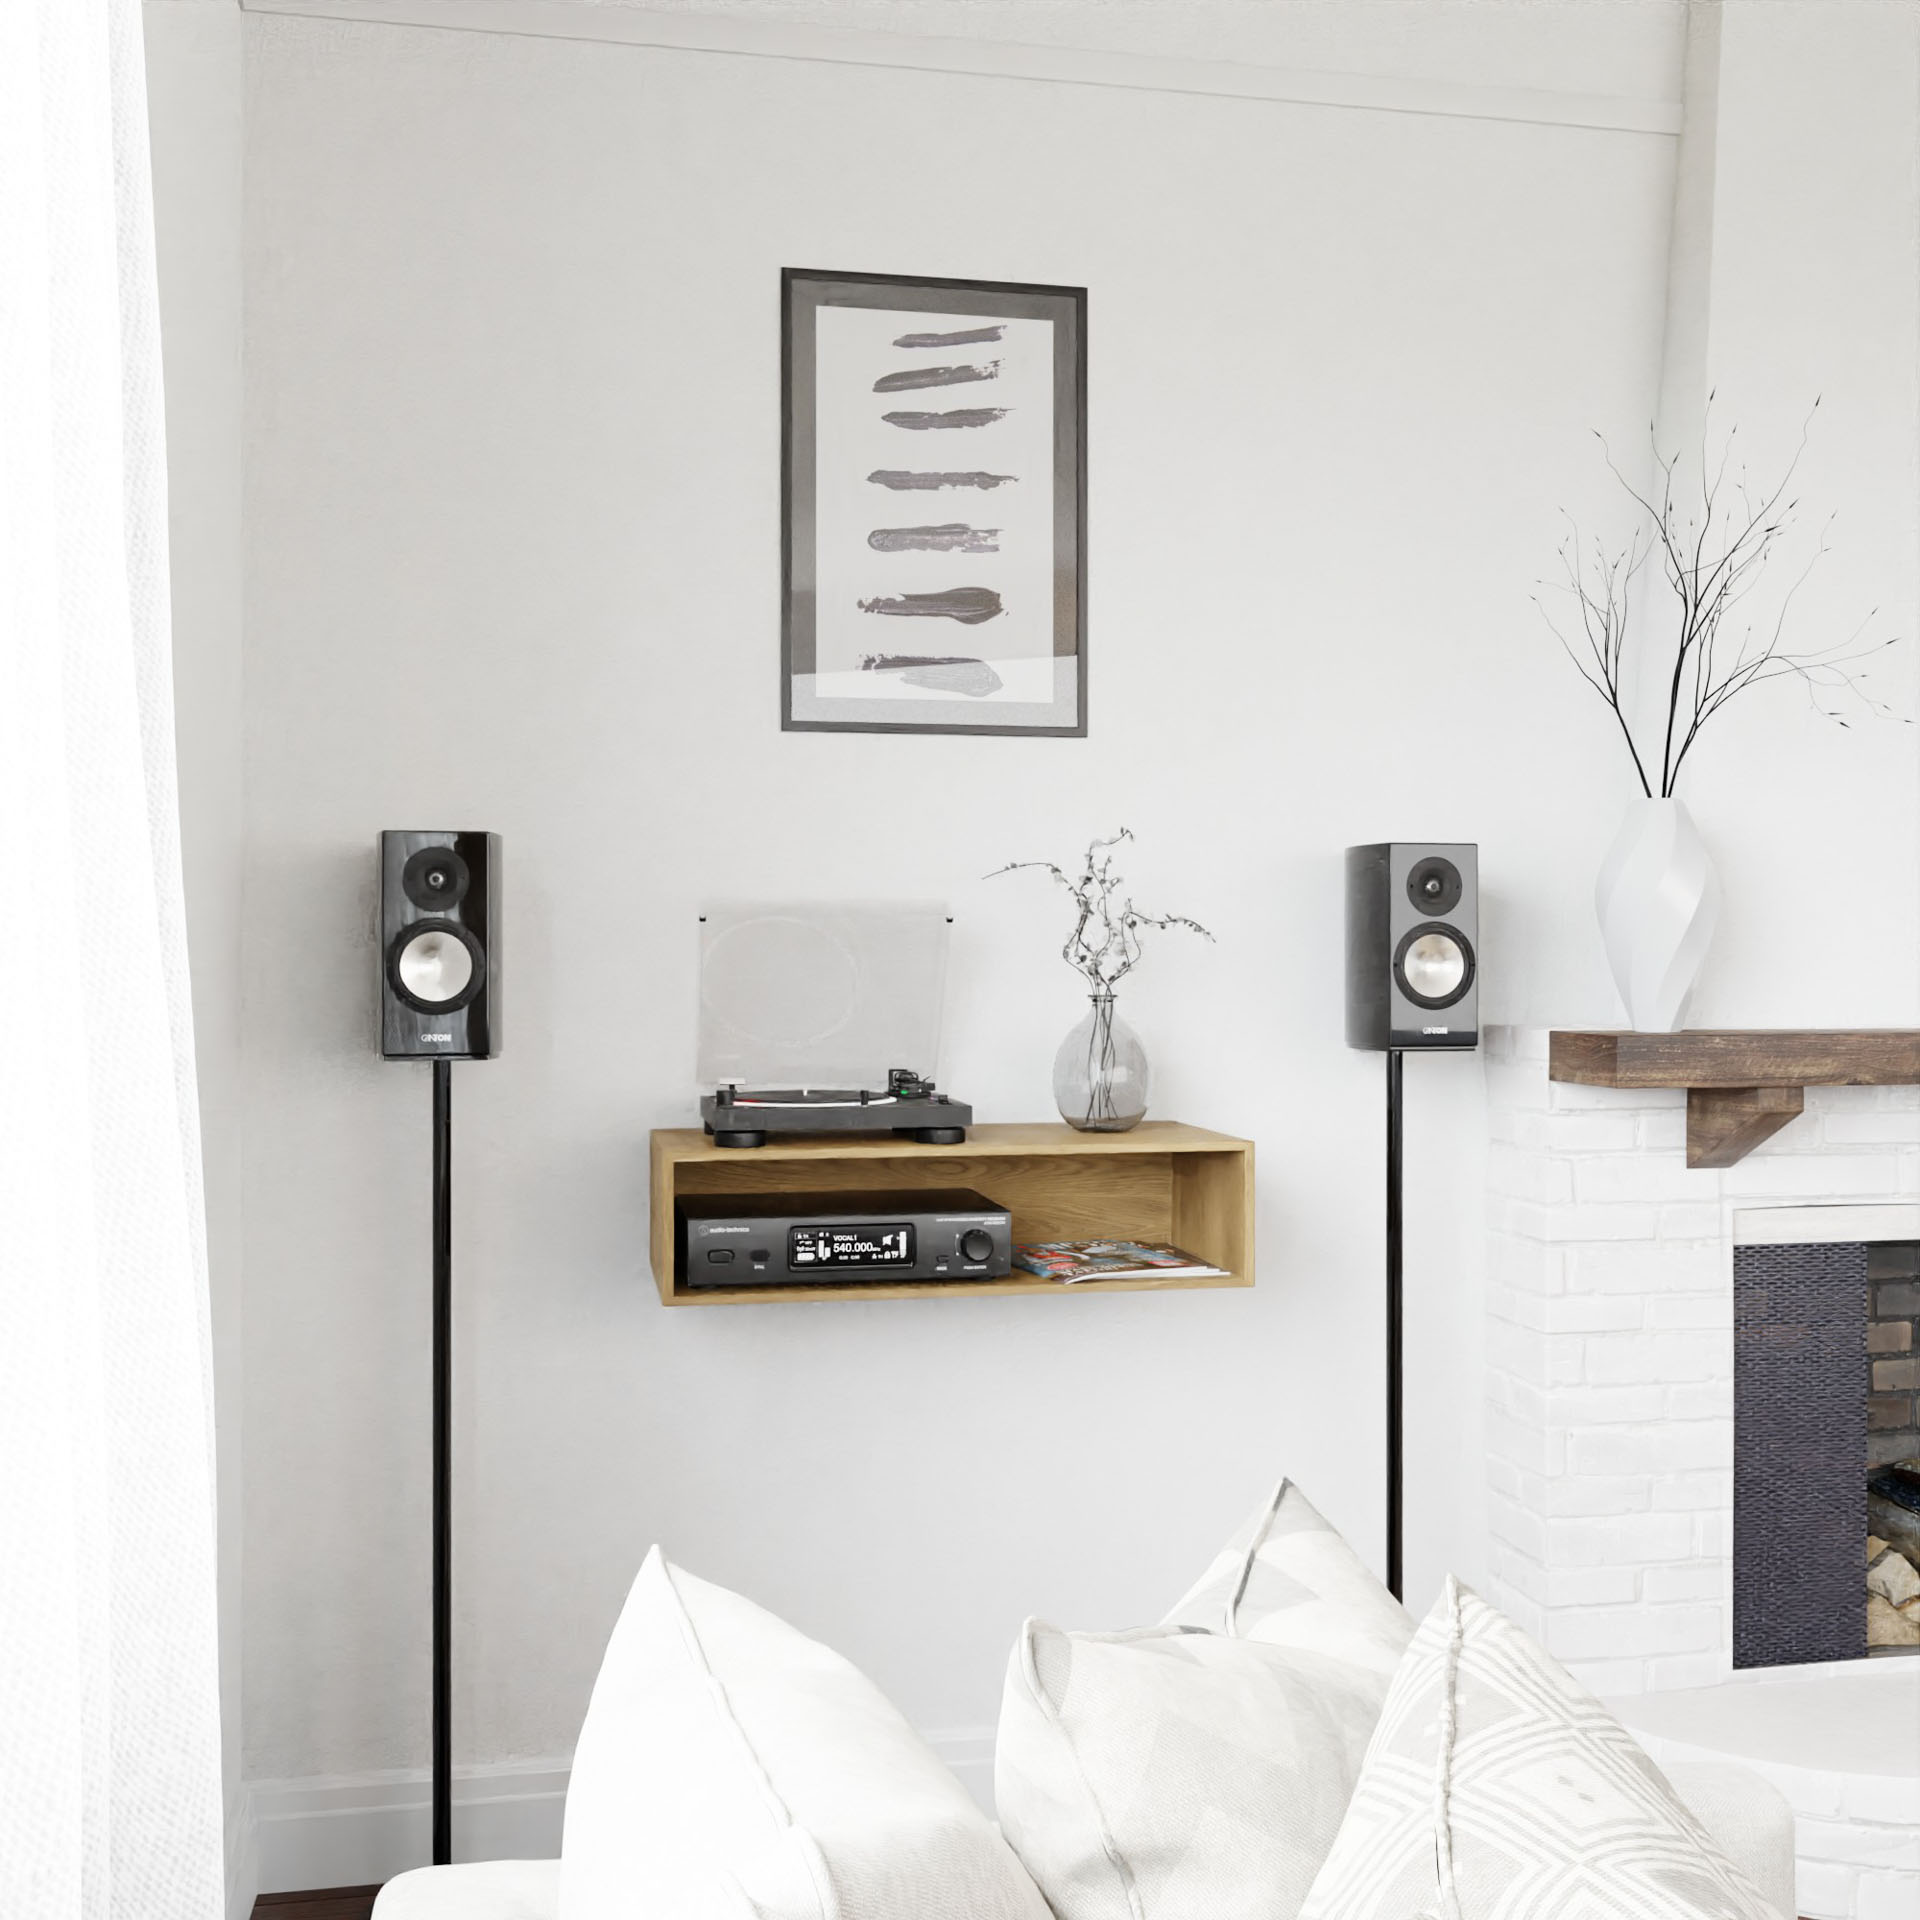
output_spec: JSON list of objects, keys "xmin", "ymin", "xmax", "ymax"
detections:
[{"xmin": 1733, "ymin": 1236, "xmax": 1920, "ymax": 1665}]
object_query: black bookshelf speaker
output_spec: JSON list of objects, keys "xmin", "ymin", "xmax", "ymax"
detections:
[
  {"xmin": 379, "ymin": 831, "xmax": 500, "ymax": 1060},
  {"xmin": 1346, "ymin": 843, "xmax": 1478, "ymax": 1051}
]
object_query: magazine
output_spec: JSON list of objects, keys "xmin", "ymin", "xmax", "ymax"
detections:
[{"xmin": 1011, "ymin": 1240, "xmax": 1227, "ymax": 1283}]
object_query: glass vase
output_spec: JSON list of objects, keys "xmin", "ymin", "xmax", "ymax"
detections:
[{"xmin": 1054, "ymin": 994, "xmax": 1150, "ymax": 1132}]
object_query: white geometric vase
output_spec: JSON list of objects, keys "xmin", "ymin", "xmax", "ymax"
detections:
[{"xmin": 1594, "ymin": 796, "xmax": 1720, "ymax": 1033}]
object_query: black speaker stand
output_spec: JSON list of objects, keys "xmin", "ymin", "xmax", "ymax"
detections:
[
  {"xmin": 431, "ymin": 1056, "xmax": 452, "ymax": 1866},
  {"xmin": 1385, "ymin": 1049, "xmax": 1404, "ymax": 1603}
]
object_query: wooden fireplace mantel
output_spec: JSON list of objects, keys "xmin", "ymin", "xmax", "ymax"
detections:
[{"xmin": 1548, "ymin": 1030, "xmax": 1920, "ymax": 1168}]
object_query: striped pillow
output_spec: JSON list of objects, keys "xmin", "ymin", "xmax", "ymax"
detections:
[{"xmin": 1300, "ymin": 1578, "xmax": 1780, "ymax": 1920}]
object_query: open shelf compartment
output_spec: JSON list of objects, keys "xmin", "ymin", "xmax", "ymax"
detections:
[{"xmin": 648, "ymin": 1120, "xmax": 1255, "ymax": 1304}]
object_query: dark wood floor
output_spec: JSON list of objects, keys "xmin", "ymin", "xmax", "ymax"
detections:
[{"xmin": 251, "ymin": 1890, "xmax": 380, "ymax": 1920}]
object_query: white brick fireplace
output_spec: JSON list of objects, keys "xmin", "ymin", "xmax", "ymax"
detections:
[
  {"xmin": 1483, "ymin": 1027, "xmax": 1920, "ymax": 1920},
  {"xmin": 1484, "ymin": 1026, "xmax": 1920, "ymax": 1688}
]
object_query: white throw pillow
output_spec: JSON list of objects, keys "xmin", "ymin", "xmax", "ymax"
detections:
[
  {"xmin": 994, "ymin": 1479, "xmax": 1413, "ymax": 1920},
  {"xmin": 1300, "ymin": 1578, "xmax": 1779, "ymax": 1920},
  {"xmin": 1163, "ymin": 1477, "xmax": 1414, "ymax": 1677},
  {"xmin": 561, "ymin": 1547, "xmax": 1050, "ymax": 1920}
]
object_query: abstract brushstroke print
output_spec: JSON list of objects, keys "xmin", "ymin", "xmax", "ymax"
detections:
[
  {"xmin": 867, "ymin": 470, "xmax": 1017, "ymax": 491},
  {"xmin": 883, "ymin": 407, "xmax": 1010, "ymax": 431},
  {"xmin": 867, "ymin": 524, "xmax": 1000, "ymax": 553},
  {"xmin": 859, "ymin": 653, "xmax": 1005, "ymax": 697},
  {"xmin": 873, "ymin": 363, "xmax": 1001, "ymax": 393},
  {"xmin": 892, "ymin": 324, "xmax": 1006, "ymax": 348},
  {"xmin": 856, "ymin": 587, "xmax": 1004, "ymax": 625}
]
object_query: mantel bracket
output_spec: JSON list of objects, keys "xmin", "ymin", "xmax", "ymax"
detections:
[{"xmin": 1685, "ymin": 1085, "xmax": 1804, "ymax": 1168}]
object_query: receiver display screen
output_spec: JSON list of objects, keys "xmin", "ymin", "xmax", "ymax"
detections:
[{"xmin": 788, "ymin": 1224, "xmax": 915, "ymax": 1270}]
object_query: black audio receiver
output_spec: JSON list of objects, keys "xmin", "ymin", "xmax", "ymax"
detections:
[{"xmin": 676, "ymin": 1189, "xmax": 1012, "ymax": 1288}]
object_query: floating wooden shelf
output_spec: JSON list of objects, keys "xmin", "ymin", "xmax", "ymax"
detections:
[
  {"xmin": 1549, "ymin": 1031, "xmax": 1920, "ymax": 1168},
  {"xmin": 648, "ymin": 1121, "xmax": 1254, "ymax": 1304}
]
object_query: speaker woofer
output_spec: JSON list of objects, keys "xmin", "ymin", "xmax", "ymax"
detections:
[
  {"xmin": 1393, "ymin": 922, "xmax": 1474, "ymax": 1010},
  {"xmin": 389, "ymin": 920, "xmax": 485, "ymax": 1013}
]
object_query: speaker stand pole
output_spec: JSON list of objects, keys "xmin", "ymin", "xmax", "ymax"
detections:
[
  {"xmin": 431, "ymin": 1056, "xmax": 453, "ymax": 1866},
  {"xmin": 1385, "ymin": 1048, "xmax": 1404, "ymax": 1603}
]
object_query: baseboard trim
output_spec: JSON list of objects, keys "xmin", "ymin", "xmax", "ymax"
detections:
[
  {"xmin": 248, "ymin": 1728, "xmax": 995, "ymax": 1893},
  {"xmin": 237, "ymin": 0, "xmax": 1681, "ymax": 137},
  {"xmin": 251, "ymin": 1763, "xmax": 567, "ymax": 1895},
  {"xmin": 227, "ymin": 1781, "xmax": 261, "ymax": 1920}
]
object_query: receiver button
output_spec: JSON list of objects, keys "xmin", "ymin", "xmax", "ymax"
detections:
[
  {"xmin": 705, "ymin": 1249, "xmax": 735, "ymax": 1265},
  {"xmin": 959, "ymin": 1229, "xmax": 996, "ymax": 1263}
]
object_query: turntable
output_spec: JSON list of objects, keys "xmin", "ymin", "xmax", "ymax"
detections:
[
  {"xmin": 701, "ymin": 1069, "xmax": 970, "ymax": 1150},
  {"xmin": 696, "ymin": 904, "xmax": 972, "ymax": 1150}
]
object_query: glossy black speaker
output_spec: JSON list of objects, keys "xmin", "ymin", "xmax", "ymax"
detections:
[
  {"xmin": 1345, "ymin": 843, "xmax": 1478, "ymax": 1051},
  {"xmin": 380, "ymin": 831, "xmax": 500, "ymax": 1060}
]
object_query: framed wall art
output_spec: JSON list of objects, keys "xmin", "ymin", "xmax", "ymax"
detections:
[{"xmin": 782, "ymin": 268, "xmax": 1087, "ymax": 736}]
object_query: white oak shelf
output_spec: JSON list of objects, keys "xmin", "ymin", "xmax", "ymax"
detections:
[{"xmin": 648, "ymin": 1120, "xmax": 1255, "ymax": 1305}]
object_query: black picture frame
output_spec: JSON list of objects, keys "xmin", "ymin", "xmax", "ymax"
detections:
[{"xmin": 782, "ymin": 268, "xmax": 1087, "ymax": 736}]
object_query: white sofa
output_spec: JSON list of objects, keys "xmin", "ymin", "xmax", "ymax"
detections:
[
  {"xmin": 373, "ymin": 1491, "xmax": 1806, "ymax": 1920},
  {"xmin": 374, "ymin": 1859, "xmax": 557, "ymax": 1920},
  {"xmin": 371, "ymin": 1757, "xmax": 1799, "ymax": 1919}
]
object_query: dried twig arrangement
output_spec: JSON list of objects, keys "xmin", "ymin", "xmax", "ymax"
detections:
[
  {"xmin": 987, "ymin": 828, "xmax": 1213, "ymax": 993},
  {"xmin": 1536, "ymin": 400, "xmax": 1904, "ymax": 798}
]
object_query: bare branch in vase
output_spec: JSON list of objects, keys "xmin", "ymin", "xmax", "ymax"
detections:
[
  {"xmin": 987, "ymin": 829, "xmax": 1214, "ymax": 994},
  {"xmin": 1539, "ymin": 399, "xmax": 1906, "ymax": 799}
]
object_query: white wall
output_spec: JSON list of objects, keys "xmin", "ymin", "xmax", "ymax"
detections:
[
  {"xmin": 113, "ymin": 0, "xmax": 1920, "ymax": 1895},
  {"xmin": 105, "ymin": 0, "xmax": 1920, "ymax": 1899},
  {"xmin": 143, "ymin": 2, "xmax": 251, "ymax": 1911},
  {"xmin": 127, "ymin": 0, "xmax": 1920, "ymax": 1890},
  {"xmin": 236, "ymin": 4, "xmax": 1684, "ymax": 1814},
  {"xmin": 1683, "ymin": 0, "xmax": 1920, "ymax": 1027}
]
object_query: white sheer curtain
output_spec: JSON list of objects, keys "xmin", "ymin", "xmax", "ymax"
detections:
[{"xmin": 0, "ymin": 1, "xmax": 226, "ymax": 1915}]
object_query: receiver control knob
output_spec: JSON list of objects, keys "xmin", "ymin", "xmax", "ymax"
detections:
[{"xmin": 959, "ymin": 1228, "xmax": 996, "ymax": 1264}]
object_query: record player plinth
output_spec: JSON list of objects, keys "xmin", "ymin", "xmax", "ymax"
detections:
[{"xmin": 701, "ymin": 1076, "xmax": 972, "ymax": 1149}]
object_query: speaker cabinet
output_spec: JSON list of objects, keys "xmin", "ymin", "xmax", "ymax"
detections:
[
  {"xmin": 1346, "ymin": 843, "xmax": 1478, "ymax": 1051},
  {"xmin": 380, "ymin": 831, "xmax": 500, "ymax": 1060}
]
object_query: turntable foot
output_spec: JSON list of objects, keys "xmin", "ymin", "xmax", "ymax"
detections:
[
  {"xmin": 903, "ymin": 1126, "xmax": 966, "ymax": 1145},
  {"xmin": 713, "ymin": 1129, "xmax": 767, "ymax": 1149}
]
